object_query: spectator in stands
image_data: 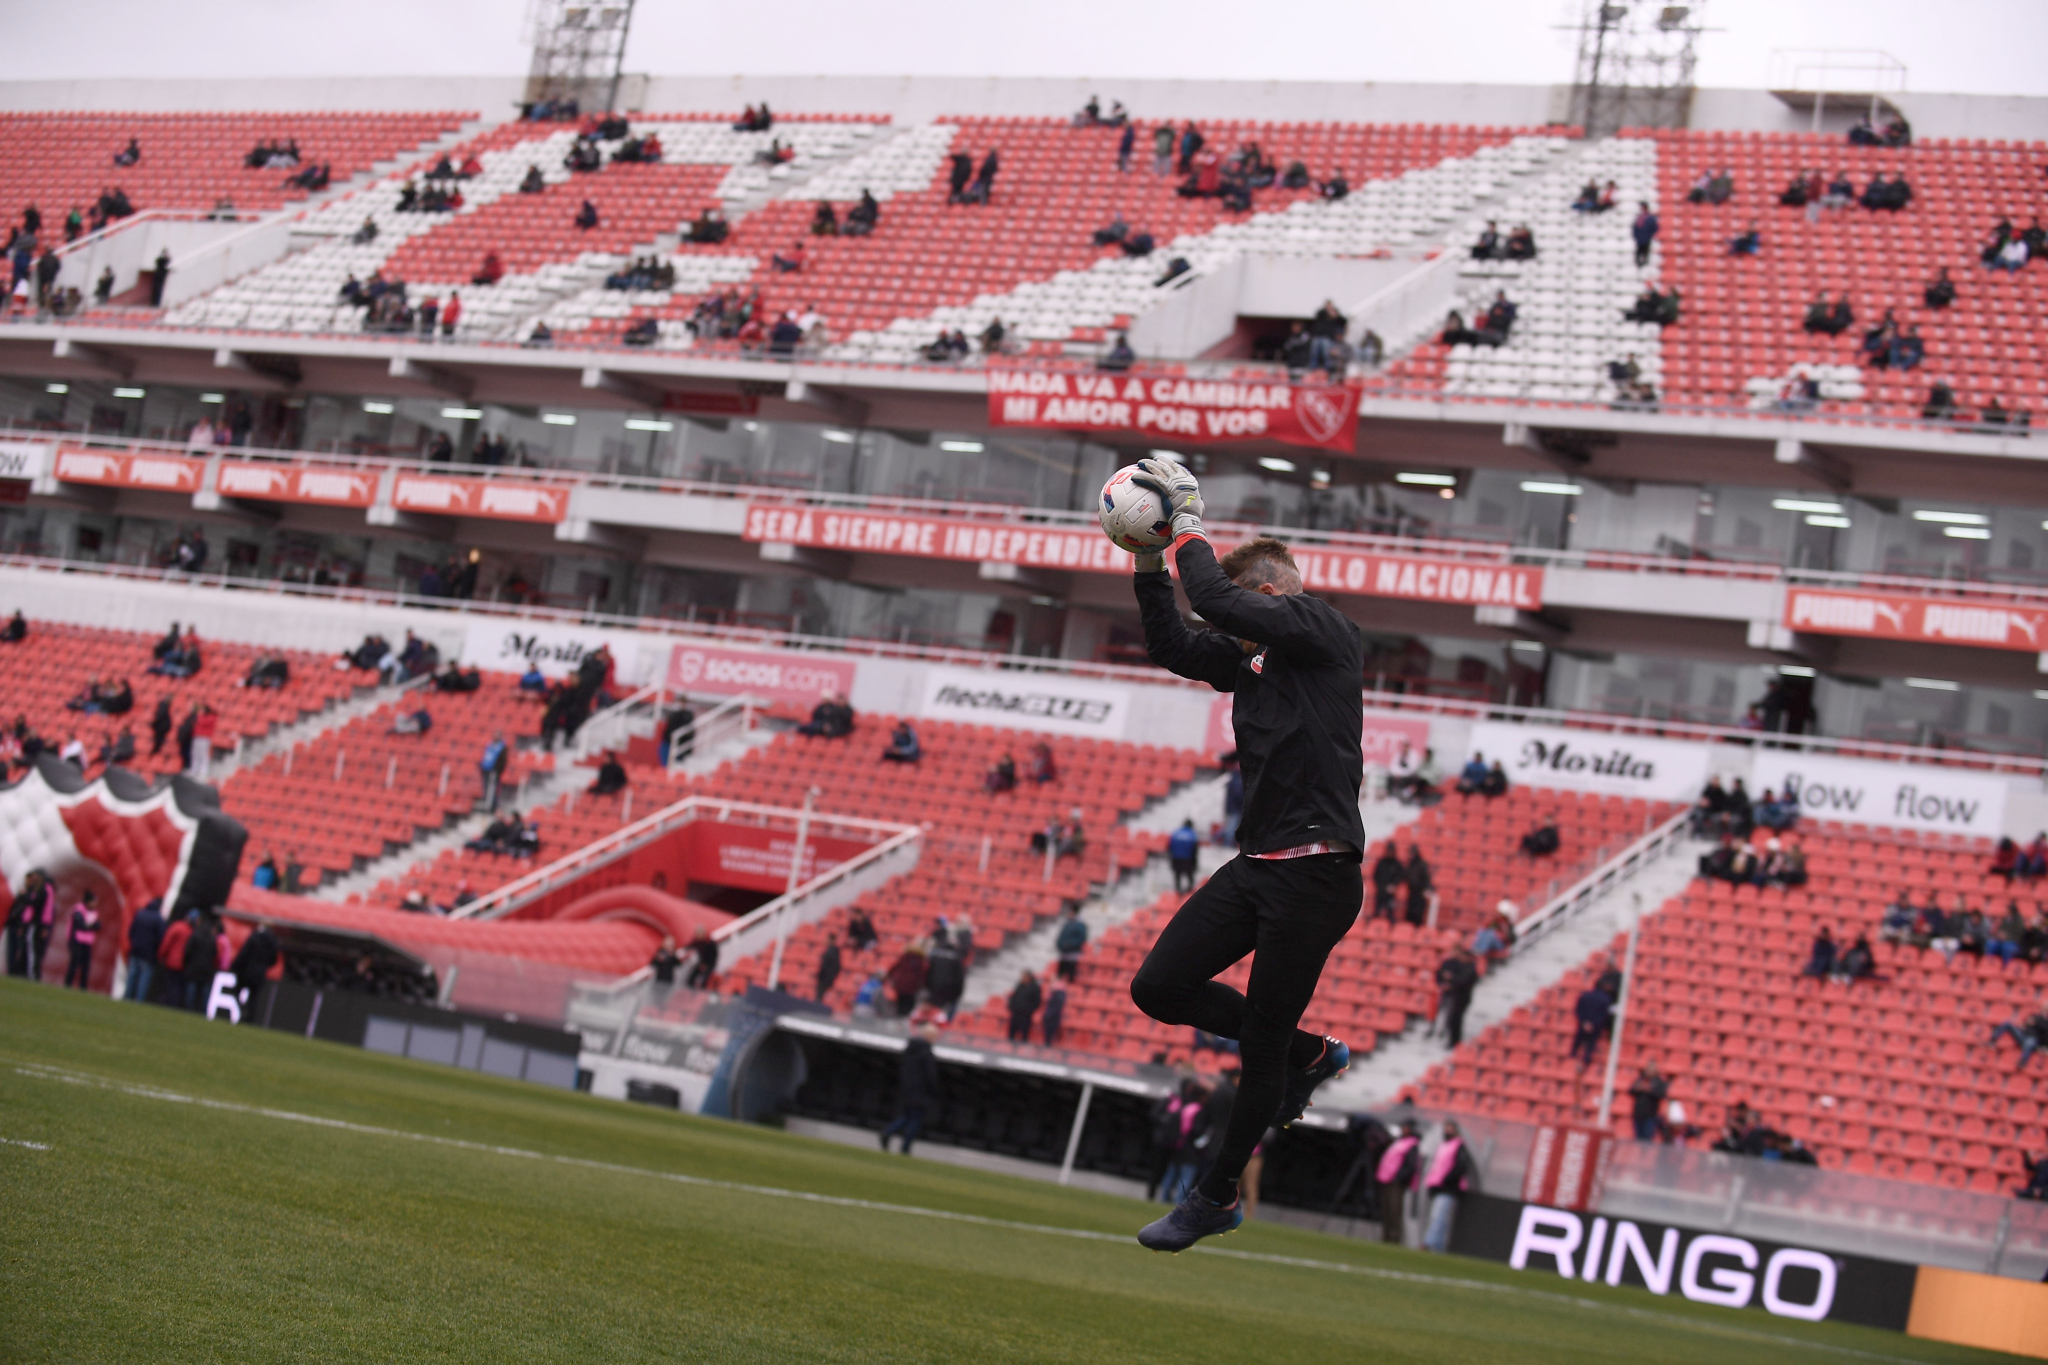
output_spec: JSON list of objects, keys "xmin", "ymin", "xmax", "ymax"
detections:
[
  {"xmin": 947, "ymin": 151, "xmax": 974, "ymax": 203},
  {"xmin": 1454, "ymin": 753, "xmax": 1489, "ymax": 796},
  {"xmin": 797, "ymin": 691, "xmax": 854, "ymax": 739},
  {"xmin": 1168, "ymin": 819, "xmax": 1200, "ymax": 895},
  {"xmin": 574, "ymin": 199, "xmax": 599, "ymax": 231},
  {"xmin": 0, "ymin": 610, "xmax": 23, "ymax": 644},
  {"xmin": 1861, "ymin": 172, "xmax": 1911, "ymax": 212},
  {"xmin": 1628, "ymin": 1061, "xmax": 1669, "ymax": 1141},
  {"xmin": 2021, "ymin": 835, "xmax": 2048, "ymax": 881},
  {"xmin": 1117, "ymin": 121, "xmax": 1136, "ymax": 172},
  {"xmin": 1801, "ymin": 925, "xmax": 1838, "ymax": 980},
  {"xmin": 1093, "ymin": 212, "xmax": 1130, "ymax": 248},
  {"xmin": 1991, "ymin": 235, "xmax": 2030, "ymax": 274},
  {"xmin": 984, "ymin": 752, "xmax": 1017, "ymax": 794},
  {"xmin": 1040, "ymin": 984, "xmax": 1066, "ymax": 1047},
  {"xmin": 770, "ymin": 239, "xmax": 807, "ymax": 273},
  {"xmin": 1434, "ymin": 946, "xmax": 1479, "ymax": 1048},
  {"xmin": 1317, "ymin": 168, "xmax": 1349, "ymax": 202},
  {"xmin": 2018, "ymin": 1152, "xmax": 2048, "ymax": 1200},
  {"xmin": 1004, "ymin": 970, "xmax": 1043, "ymax": 1043},
  {"xmin": 470, "ymin": 252, "xmax": 504, "ymax": 287},
  {"xmin": 684, "ymin": 928, "xmax": 717, "ymax": 988},
  {"xmin": 1921, "ymin": 379, "xmax": 1959, "ymax": 421},
  {"xmin": 1631, "ymin": 203, "xmax": 1659, "ymax": 268},
  {"xmin": 588, "ymin": 752, "xmax": 628, "ymax": 797},
  {"xmin": 1916, "ymin": 261, "xmax": 1957, "ymax": 309},
  {"xmin": 1571, "ymin": 180, "xmax": 1601, "ymax": 213},
  {"xmin": 1098, "ymin": 333, "xmax": 1136, "ymax": 372},
  {"xmin": 1503, "ymin": 224, "xmax": 1536, "ymax": 261},
  {"xmin": 885, "ymin": 940, "xmax": 926, "ymax": 1016},
  {"xmin": 1754, "ymin": 787, "xmax": 1798, "ymax": 832},
  {"xmin": 1888, "ymin": 325, "xmax": 1925, "ymax": 372},
  {"xmin": 1155, "ymin": 256, "xmax": 1192, "ymax": 287},
  {"xmin": 1176, "ymin": 122, "xmax": 1204, "ymax": 175},
  {"xmin": 969, "ymin": 150, "xmax": 1000, "ymax": 204},
  {"xmin": 978, "ymin": 317, "xmax": 1008, "ymax": 354},
  {"xmin": 518, "ymin": 164, "xmax": 546, "ymax": 194},
  {"xmin": 880, "ymin": 720, "xmax": 921, "ymax": 764},
  {"xmin": 1519, "ymin": 812, "xmax": 1560, "ymax": 859},
  {"xmin": 1989, "ymin": 1006, "xmax": 2048, "ymax": 1067},
  {"xmin": 148, "ymin": 696, "xmax": 172, "ymax": 756},
  {"xmin": 1469, "ymin": 221, "xmax": 1501, "ymax": 261},
  {"xmin": 924, "ymin": 930, "xmax": 965, "ymax": 1020},
  {"xmin": 844, "ymin": 905, "xmax": 878, "ymax": 957},
  {"xmin": 389, "ymin": 703, "xmax": 434, "ymax": 737},
  {"xmin": 113, "ymin": 138, "xmax": 140, "ymax": 167},
  {"xmin": 843, "ymin": 190, "xmax": 880, "ymax": 237},
  {"xmin": 1836, "ymin": 934, "xmax": 1876, "ymax": 984},
  {"xmin": 1307, "ymin": 300, "xmax": 1347, "ymax": 373},
  {"xmin": 1370, "ymin": 840, "xmax": 1406, "ymax": 921},
  {"xmin": 476, "ymin": 731, "xmax": 510, "ymax": 811},
  {"xmin": 1569, "ymin": 977, "xmax": 1613, "ymax": 1067},
  {"xmin": 1728, "ymin": 221, "xmax": 1761, "ymax": 256},
  {"xmin": 351, "ymin": 216, "xmax": 378, "ymax": 246},
  {"xmin": 1404, "ymin": 846, "xmax": 1434, "ymax": 928},
  {"xmin": 1053, "ymin": 905, "xmax": 1088, "ymax": 982}
]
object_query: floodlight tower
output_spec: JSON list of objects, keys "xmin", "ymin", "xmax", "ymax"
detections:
[
  {"xmin": 1566, "ymin": 1, "xmax": 1707, "ymax": 139},
  {"xmin": 524, "ymin": 0, "xmax": 637, "ymax": 114}
]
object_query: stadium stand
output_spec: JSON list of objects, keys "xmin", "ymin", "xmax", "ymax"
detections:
[
  {"xmin": 1, "ymin": 111, "xmax": 471, "ymax": 222},
  {"xmin": 1409, "ymin": 821, "xmax": 2048, "ymax": 1195},
  {"xmin": 221, "ymin": 670, "xmax": 552, "ymax": 890},
  {"xmin": 0, "ymin": 617, "xmax": 361, "ymax": 779},
  {"xmin": 685, "ymin": 714, "xmax": 1181, "ymax": 1002}
]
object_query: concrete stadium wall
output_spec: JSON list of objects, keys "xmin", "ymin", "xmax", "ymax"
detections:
[{"xmin": 2, "ymin": 75, "xmax": 2040, "ymax": 140}]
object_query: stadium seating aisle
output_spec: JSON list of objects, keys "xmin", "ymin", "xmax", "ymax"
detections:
[
  {"xmin": 1382, "ymin": 137, "xmax": 1666, "ymax": 404},
  {"xmin": 222, "ymin": 671, "xmax": 550, "ymax": 889},
  {"xmin": 0, "ymin": 618, "xmax": 358, "ymax": 779},
  {"xmin": 0, "ymin": 111, "xmax": 471, "ymax": 222},
  {"xmin": 1410, "ymin": 822, "xmax": 2048, "ymax": 1196},
  {"xmin": 533, "ymin": 121, "xmax": 1556, "ymax": 356}
]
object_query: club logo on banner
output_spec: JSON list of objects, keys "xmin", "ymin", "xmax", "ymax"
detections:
[
  {"xmin": 665, "ymin": 643, "xmax": 857, "ymax": 708},
  {"xmin": 1750, "ymin": 751, "xmax": 2008, "ymax": 838},
  {"xmin": 1784, "ymin": 588, "xmax": 2048, "ymax": 652},
  {"xmin": 987, "ymin": 369, "xmax": 1360, "ymax": 453},
  {"xmin": 920, "ymin": 664, "xmax": 1130, "ymax": 739},
  {"xmin": 1468, "ymin": 721, "xmax": 1708, "ymax": 802},
  {"xmin": 461, "ymin": 621, "xmax": 652, "ymax": 684}
]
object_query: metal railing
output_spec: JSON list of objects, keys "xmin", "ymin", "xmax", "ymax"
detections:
[
  {"xmin": 450, "ymin": 794, "xmax": 918, "ymax": 922},
  {"xmin": 1507, "ymin": 807, "xmax": 1693, "ymax": 953}
]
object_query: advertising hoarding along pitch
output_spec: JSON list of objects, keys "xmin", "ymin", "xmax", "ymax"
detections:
[
  {"xmin": 919, "ymin": 663, "xmax": 1131, "ymax": 740},
  {"xmin": 665, "ymin": 642, "xmax": 858, "ymax": 708},
  {"xmin": 1468, "ymin": 721, "xmax": 1709, "ymax": 803},
  {"xmin": 1784, "ymin": 587, "xmax": 2048, "ymax": 653},
  {"xmin": 987, "ymin": 369, "xmax": 1361, "ymax": 452},
  {"xmin": 1750, "ymin": 750, "xmax": 2009, "ymax": 838},
  {"xmin": 741, "ymin": 505, "xmax": 1543, "ymax": 607}
]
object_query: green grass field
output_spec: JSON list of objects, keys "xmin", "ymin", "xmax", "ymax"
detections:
[{"xmin": 0, "ymin": 979, "xmax": 2026, "ymax": 1365}]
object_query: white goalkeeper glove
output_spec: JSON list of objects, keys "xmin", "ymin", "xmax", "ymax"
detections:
[{"xmin": 1132, "ymin": 457, "xmax": 1204, "ymax": 540}]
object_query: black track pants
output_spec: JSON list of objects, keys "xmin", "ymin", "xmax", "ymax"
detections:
[{"xmin": 1129, "ymin": 852, "xmax": 1362, "ymax": 1193}]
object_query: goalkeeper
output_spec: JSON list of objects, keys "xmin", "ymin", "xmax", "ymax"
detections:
[{"xmin": 1124, "ymin": 457, "xmax": 1365, "ymax": 1252}]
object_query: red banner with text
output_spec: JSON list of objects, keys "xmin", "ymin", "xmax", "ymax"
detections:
[
  {"xmin": 54, "ymin": 447, "xmax": 203, "ymax": 494},
  {"xmin": 987, "ymin": 370, "xmax": 1360, "ymax": 452},
  {"xmin": 742, "ymin": 504, "xmax": 1543, "ymax": 607},
  {"xmin": 216, "ymin": 461, "xmax": 378, "ymax": 508},
  {"xmin": 1784, "ymin": 588, "xmax": 2047, "ymax": 652},
  {"xmin": 391, "ymin": 474, "xmax": 568, "ymax": 523}
]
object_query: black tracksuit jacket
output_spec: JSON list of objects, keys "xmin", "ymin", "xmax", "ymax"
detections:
[{"xmin": 1135, "ymin": 537, "xmax": 1364, "ymax": 856}]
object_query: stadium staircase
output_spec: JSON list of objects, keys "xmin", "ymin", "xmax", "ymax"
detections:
[
  {"xmin": 1406, "ymin": 821, "xmax": 2048, "ymax": 1196},
  {"xmin": 1319, "ymin": 819, "xmax": 1704, "ymax": 1112}
]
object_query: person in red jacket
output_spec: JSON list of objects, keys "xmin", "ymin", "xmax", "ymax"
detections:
[
  {"xmin": 63, "ymin": 889, "xmax": 100, "ymax": 989},
  {"xmin": 440, "ymin": 290, "xmax": 462, "ymax": 338},
  {"xmin": 470, "ymin": 253, "xmax": 502, "ymax": 286},
  {"xmin": 155, "ymin": 909, "xmax": 193, "ymax": 1005},
  {"xmin": 189, "ymin": 704, "xmax": 218, "ymax": 781}
]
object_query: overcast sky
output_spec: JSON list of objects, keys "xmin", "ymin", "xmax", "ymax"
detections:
[{"xmin": 11, "ymin": 0, "xmax": 2046, "ymax": 97}]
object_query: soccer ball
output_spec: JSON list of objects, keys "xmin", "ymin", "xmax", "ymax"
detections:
[{"xmin": 1098, "ymin": 464, "xmax": 1173, "ymax": 552}]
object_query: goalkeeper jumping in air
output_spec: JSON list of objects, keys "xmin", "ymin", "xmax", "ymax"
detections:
[{"xmin": 1124, "ymin": 457, "xmax": 1364, "ymax": 1252}]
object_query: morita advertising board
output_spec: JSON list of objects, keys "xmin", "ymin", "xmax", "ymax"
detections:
[
  {"xmin": 461, "ymin": 621, "xmax": 656, "ymax": 684},
  {"xmin": 1467, "ymin": 722, "xmax": 1708, "ymax": 803},
  {"xmin": 1454, "ymin": 1195, "xmax": 1918, "ymax": 1330},
  {"xmin": 1750, "ymin": 751, "xmax": 2009, "ymax": 838},
  {"xmin": 919, "ymin": 664, "xmax": 1131, "ymax": 739}
]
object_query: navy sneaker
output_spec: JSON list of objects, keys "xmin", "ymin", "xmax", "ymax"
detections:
[
  {"xmin": 1137, "ymin": 1190, "xmax": 1244, "ymax": 1252},
  {"xmin": 1274, "ymin": 1036, "xmax": 1349, "ymax": 1127}
]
